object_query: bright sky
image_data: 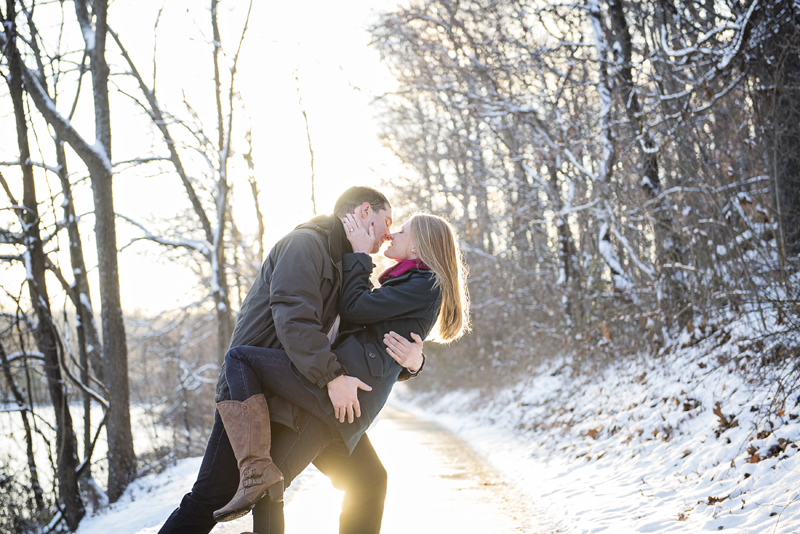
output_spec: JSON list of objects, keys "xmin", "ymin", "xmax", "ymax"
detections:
[{"xmin": 1, "ymin": 0, "xmax": 409, "ymax": 315}]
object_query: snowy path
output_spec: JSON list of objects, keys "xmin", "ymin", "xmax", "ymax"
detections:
[
  {"xmin": 281, "ymin": 406, "xmax": 556, "ymax": 533},
  {"xmin": 76, "ymin": 406, "xmax": 557, "ymax": 534}
]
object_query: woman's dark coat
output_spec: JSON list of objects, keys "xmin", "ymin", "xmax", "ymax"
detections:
[{"xmin": 298, "ymin": 253, "xmax": 442, "ymax": 453}]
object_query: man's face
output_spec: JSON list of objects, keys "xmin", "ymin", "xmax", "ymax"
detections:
[{"xmin": 362, "ymin": 205, "xmax": 393, "ymax": 254}]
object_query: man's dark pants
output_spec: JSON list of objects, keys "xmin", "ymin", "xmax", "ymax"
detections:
[
  {"xmin": 157, "ymin": 408, "xmax": 387, "ymax": 534},
  {"xmin": 251, "ymin": 426, "xmax": 388, "ymax": 534}
]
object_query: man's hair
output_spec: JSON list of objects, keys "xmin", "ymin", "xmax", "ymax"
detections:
[{"xmin": 333, "ymin": 186, "xmax": 390, "ymax": 218}]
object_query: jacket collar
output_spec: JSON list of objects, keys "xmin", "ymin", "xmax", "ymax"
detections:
[{"xmin": 297, "ymin": 214, "xmax": 353, "ymax": 266}]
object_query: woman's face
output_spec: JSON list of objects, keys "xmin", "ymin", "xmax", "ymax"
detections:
[{"xmin": 384, "ymin": 221, "xmax": 417, "ymax": 261}]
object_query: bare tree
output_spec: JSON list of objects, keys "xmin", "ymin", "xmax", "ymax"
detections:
[
  {"xmin": 372, "ymin": 0, "xmax": 798, "ymax": 383},
  {"xmin": 110, "ymin": 0, "xmax": 255, "ymax": 363},
  {"xmin": 296, "ymin": 72, "xmax": 318, "ymax": 214},
  {"xmin": 1, "ymin": 0, "xmax": 137, "ymax": 502},
  {"xmin": 1, "ymin": 3, "xmax": 85, "ymax": 523},
  {"xmin": 74, "ymin": 0, "xmax": 136, "ymax": 502}
]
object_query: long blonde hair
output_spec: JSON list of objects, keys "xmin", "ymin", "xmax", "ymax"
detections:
[{"xmin": 409, "ymin": 214, "xmax": 470, "ymax": 342}]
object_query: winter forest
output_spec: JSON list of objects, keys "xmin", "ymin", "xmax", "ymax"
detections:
[{"xmin": 1, "ymin": 0, "xmax": 799, "ymax": 532}]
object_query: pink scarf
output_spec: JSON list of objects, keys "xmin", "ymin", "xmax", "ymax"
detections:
[{"xmin": 378, "ymin": 259, "xmax": 429, "ymax": 285}]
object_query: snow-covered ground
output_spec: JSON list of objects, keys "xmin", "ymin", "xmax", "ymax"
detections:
[
  {"xmin": 394, "ymin": 315, "xmax": 800, "ymax": 533},
  {"xmin": 74, "ymin": 313, "xmax": 800, "ymax": 533}
]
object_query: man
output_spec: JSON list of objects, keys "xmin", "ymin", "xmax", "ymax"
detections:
[{"xmin": 159, "ymin": 186, "xmax": 421, "ymax": 534}]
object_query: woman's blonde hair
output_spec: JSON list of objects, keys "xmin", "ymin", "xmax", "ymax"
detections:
[{"xmin": 409, "ymin": 214, "xmax": 470, "ymax": 343}]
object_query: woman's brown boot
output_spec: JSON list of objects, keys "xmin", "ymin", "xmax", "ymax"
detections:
[{"xmin": 213, "ymin": 394, "xmax": 285, "ymax": 523}]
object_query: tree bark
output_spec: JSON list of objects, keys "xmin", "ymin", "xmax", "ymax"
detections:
[
  {"xmin": 750, "ymin": 0, "xmax": 800, "ymax": 259},
  {"xmin": 4, "ymin": 4, "xmax": 85, "ymax": 526},
  {"xmin": 55, "ymin": 136, "xmax": 104, "ymax": 472},
  {"xmin": 549, "ymin": 163, "xmax": 576, "ymax": 320},
  {"xmin": 245, "ymin": 130, "xmax": 265, "ymax": 263},
  {"xmin": 211, "ymin": 0, "xmax": 234, "ymax": 362},
  {"xmin": 75, "ymin": 0, "xmax": 136, "ymax": 501},
  {"xmin": 606, "ymin": 0, "xmax": 689, "ymax": 324}
]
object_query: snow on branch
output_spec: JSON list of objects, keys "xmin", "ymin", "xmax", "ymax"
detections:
[
  {"xmin": 117, "ymin": 213, "xmax": 211, "ymax": 256},
  {"xmin": 5, "ymin": 351, "xmax": 46, "ymax": 363},
  {"xmin": 14, "ymin": 56, "xmax": 112, "ymax": 175},
  {"xmin": 1, "ymin": 159, "xmax": 63, "ymax": 175},
  {"xmin": 1, "ymin": 221, "xmax": 24, "ymax": 245},
  {"xmin": 658, "ymin": 0, "xmax": 758, "ymax": 109},
  {"xmin": 715, "ymin": 175, "xmax": 770, "ymax": 193},
  {"xmin": 174, "ymin": 360, "xmax": 219, "ymax": 392},
  {"xmin": 74, "ymin": 0, "xmax": 96, "ymax": 52},
  {"xmin": 112, "ymin": 157, "xmax": 172, "ymax": 168},
  {"xmin": 613, "ymin": 226, "xmax": 655, "ymax": 278},
  {"xmin": 598, "ymin": 222, "xmax": 633, "ymax": 291},
  {"xmin": 558, "ymin": 197, "xmax": 602, "ymax": 217},
  {"xmin": 716, "ymin": 0, "xmax": 759, "ymax": 72}
]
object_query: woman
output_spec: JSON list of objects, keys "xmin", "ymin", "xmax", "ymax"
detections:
[{"xmin": 213, "ymin": 212, "xmax": 469, "ymax": 527}]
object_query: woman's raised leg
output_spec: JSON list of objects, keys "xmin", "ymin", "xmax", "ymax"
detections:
[{"xmin": 215, "ymin": 346, "xmax": 334, "ymax": 524}]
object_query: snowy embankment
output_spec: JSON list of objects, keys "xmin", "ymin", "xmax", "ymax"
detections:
[{"xmin": 392, "ymin": 315, "xmax": 800, "ymax": 534}]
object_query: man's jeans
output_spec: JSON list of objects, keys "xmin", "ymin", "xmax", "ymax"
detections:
[{"xmin": 252, "ymin": 429, "xmax": 388, "ymax": 534}]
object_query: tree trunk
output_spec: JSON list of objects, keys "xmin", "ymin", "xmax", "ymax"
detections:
[
  {"xmin": 751, "ymin": 1, "xmax": 800, "ymax": 260},
  {"xmin": 245, "ymin": 131, "xmax": 265, "ymax": 263},
  {"xmin": 607, "ymin": 0, "xmax": 689, "ymax": 324},
  {"xmin": 55, "ymin": 137, "xmax": 104, "ymax": 465},
  {"xmin": 76, "ymin": 0, "xmax": 137, "ymax": 501},
  {"xmin": 91, "ymin": 160, "xmax": 136, "ymax": 503},
  {"xmin": 5, "ymin": 5, "xmax": 85, "ymax": 525},
  {"xmin": 549, "ymin": 163, "xmax": 575, "ymax": 320},
  {"xmin": 500, "ymin": 126, "xmax": 532, "ymax": 255},
  {"xmin": 588, "ymin": 0, "xmax": 633, "ymax": 292},
  {"xmin": 211, "ymin": 0, "xmax": 235, "ymax": 362},
  {"xmin": 54, "ymin": 136, "xmax": 111, "ymax": 510}
]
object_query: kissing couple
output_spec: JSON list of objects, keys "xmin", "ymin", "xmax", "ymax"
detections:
[{"xmin": 159, "ymin": 185, "xmax": 469, "ymax": 533}]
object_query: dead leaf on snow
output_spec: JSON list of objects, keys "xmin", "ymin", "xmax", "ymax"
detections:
[{"xmin": 601, "ymin": 322, "xmax": 613, "ymax": 340}]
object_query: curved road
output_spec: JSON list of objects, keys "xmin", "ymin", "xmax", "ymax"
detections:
[{"xmin": 216, "ymin": 405, "xmax": 558, "ymax": 533}]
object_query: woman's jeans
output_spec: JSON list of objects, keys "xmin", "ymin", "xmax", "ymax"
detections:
[{"xmin": 224, "ymin": 346, "xmax": 330, "ymax": 421}]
